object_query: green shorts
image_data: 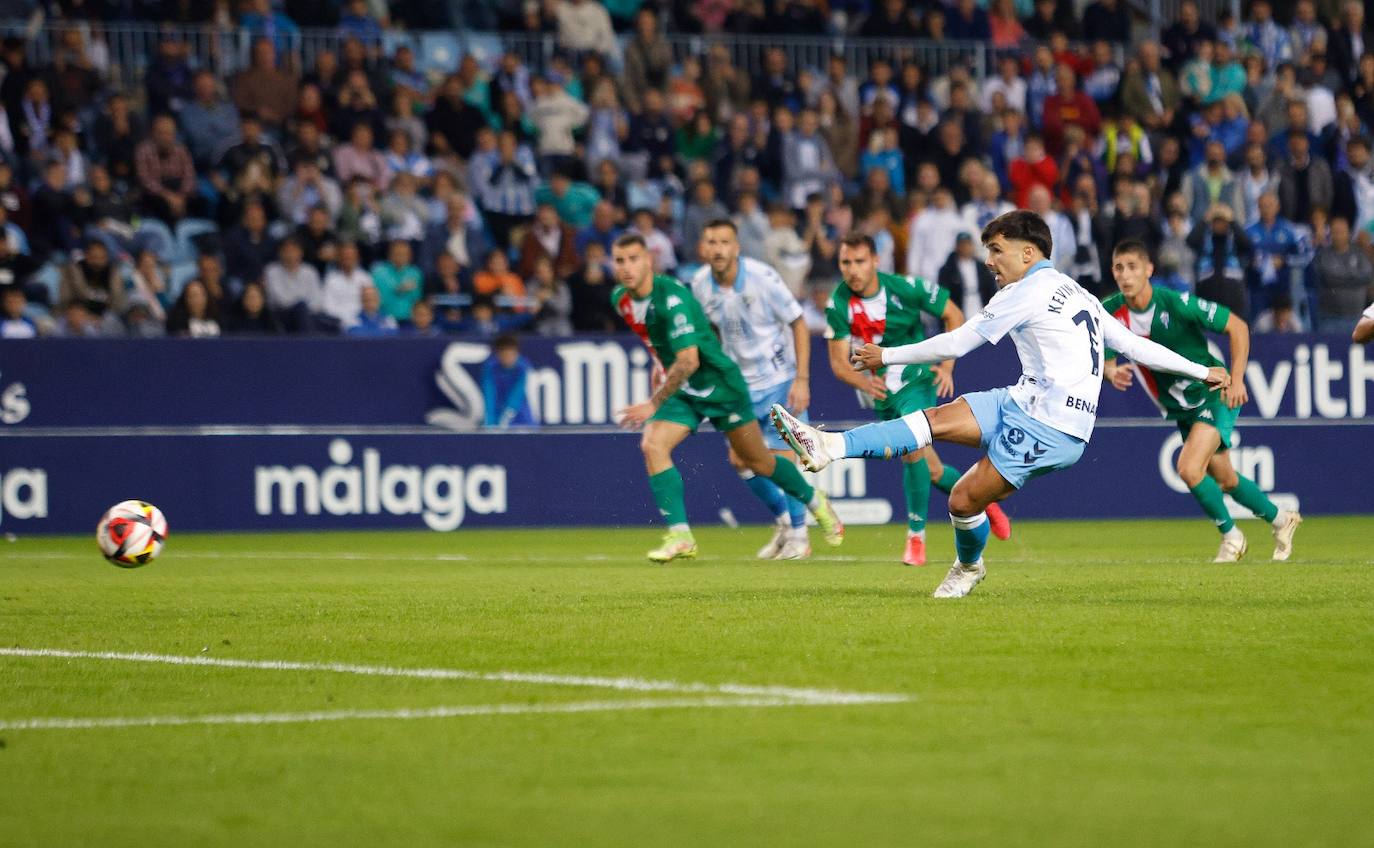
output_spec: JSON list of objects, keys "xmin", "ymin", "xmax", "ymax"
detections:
[
  {"xmin": 1174, "ymin": 397, "xmax": 1239, "ymax": 449},
  {"xmin": 652, "ymin": 387, "xmax": 755, "ymax": 433},
  {"xmin": 876, "ymin": 380, "xmax": 936, "ymax": 422}
]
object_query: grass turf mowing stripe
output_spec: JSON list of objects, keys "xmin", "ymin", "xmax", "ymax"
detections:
[{"xmin": 0, "ymin": 647, "xmax": 913, "ymax": 706}]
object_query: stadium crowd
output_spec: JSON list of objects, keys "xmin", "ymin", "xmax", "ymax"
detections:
[{"xmin": 2, "ymin": 0, "xmax": 1374, "ymax": 340}]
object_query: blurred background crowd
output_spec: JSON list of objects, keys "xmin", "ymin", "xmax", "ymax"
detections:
[{"xmin": 1, "ymin": 0, "xmax": 1372, "ymax": 340}]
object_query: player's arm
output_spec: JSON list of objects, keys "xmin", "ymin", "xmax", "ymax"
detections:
[
  {"xmin": 1100, "ymin": 316, "xmax": 1230, "ymax": 388},
  {"xmin": 1102, "ymin": 356, "xmax": 1134, "ymax": 390},
  {"xmin": 852, "ymin": 323, "xmax": 988, "ymax": 371},
  {"xmin": 788, "ymin": 316, "xmax": 811, "ymax": 412},
  {"xmin": 829, "ymin": 338, "xmax": 887, "ymax": 399},
  {"xmin": 931, "ymin": 299, "xmax": 965, "ymax": 398},
  {"xmin": 1355, "ymin": 317, "xmax": 1374, "ymax": 343},
  {"xmin": 1220, "ymin": 312, "xmax": 1250, "ymax": 408},
  {"xmin": 617, "ymin": 347, "xmax": 700, "ymax": 429}
]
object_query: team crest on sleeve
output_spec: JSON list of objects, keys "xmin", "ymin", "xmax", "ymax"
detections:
[{"xmin": 666, "ymin": 295, "xmax": 682, "ymax": 308}]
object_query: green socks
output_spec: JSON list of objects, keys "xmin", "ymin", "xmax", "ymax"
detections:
[
  {"xmin": 903, "ymin": 459, "xmax": 932, "ymax": 532},
  {"xmin": 1228, "ymin": 475, "xmax": 1280, "ymax": 523},
  {"xmin": 934, "ymin": 464, "xmax": 962, "ymax": 494},
  {"xmin": 1189, "ymin": 477, "xmax": 1235, "ymax": 534},
  {"xmin": 767, "ymin": 458, "xmax": 816, "ymax": 505},
  {"xmin": 648, "ymin": 467, "xmax": 689, "ymax": 528}
]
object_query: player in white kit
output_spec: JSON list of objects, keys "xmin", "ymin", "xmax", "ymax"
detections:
[
  {"xmin": 771, "ymin": 211, "xmax": 1231, "ymax": 598},
  {"xmin": 691, "ymin": 219, "xmax": 814, "ymax": 559}
]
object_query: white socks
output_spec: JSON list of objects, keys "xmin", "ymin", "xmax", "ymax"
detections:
[{"xmin": 899, "ymin": 409, "xmax": 933, "ymax": 451}]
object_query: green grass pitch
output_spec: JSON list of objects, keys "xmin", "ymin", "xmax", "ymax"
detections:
[{"xmin": 2, "ymin": 517, "xmax": 1372, "ymax": 848}]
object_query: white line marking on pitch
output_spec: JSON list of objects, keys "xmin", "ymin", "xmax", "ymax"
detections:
[
  {"xmin": 0, "ymin": 648, "xmax": 911, "ymax": 706},
  {"xmin": 0, "ymin": 696, "xmax": 823, "ymax": 731}
]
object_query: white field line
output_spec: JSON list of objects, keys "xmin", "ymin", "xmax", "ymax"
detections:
[
  {"xmin": 0, "ymin": 696, "xmax": 819, "ymax": 731},
  {"xmin": 0, "ymin": 648, "xmax": 912, "ymax": 706}
]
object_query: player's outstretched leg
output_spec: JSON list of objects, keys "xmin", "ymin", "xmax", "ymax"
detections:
[
  {"xmin": 770, "ymin": 403, "xmax": 937, "ymax": 471},
  {"xmin": 727, "ymin": 422, "xmax": 843, "ymax": 546},
  {"xmin": 1177, "ymin": 425, "xmax": 1247, "ymax": 562},
  {"xmin": 930, "ymin": 457, "xmax": 1012, "ymax": 541},
  {"xmin": 1209, "ymin": 453, "xmax": 1302, "ymax": 561},
  {"xmin": 932, "ymin": 458, "xmax": 1015, "ymax": 599},
  {"xmin": 641, "ymin": 422, "xmax": 697, "ymax": 563}
]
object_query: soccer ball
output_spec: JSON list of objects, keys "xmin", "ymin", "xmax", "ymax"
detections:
[{"xmin": 96, "ymin": 500, "xmax": 168, "ymax": 567}]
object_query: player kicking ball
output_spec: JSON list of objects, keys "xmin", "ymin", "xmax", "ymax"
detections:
[
  {"xmin": 822, "ymin": 233, "xmax": 1010, "ymax": 566},
  {"xmin": 770, "ymin": 210, "xmax": 1230, "ymax": 598},
  {"xmin": 690, "ymin": 219, "xmax": 815, "ymax": 560},
  {"xmin": 610, "ymin": 233, "xmax": 845, "ymax": 562},
  {"xmin": 1103, "ymin": 240, "xmax": 1301, "ymax": 562}
]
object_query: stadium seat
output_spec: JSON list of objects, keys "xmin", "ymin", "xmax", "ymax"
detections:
[
  {"xmin": 30, "ymin": 262, "xmax": 60, "ymax": 305},
  {"xmin": 420, "ymin": 32, "xmax": 462, "ymax": 74},
  {"xmin": 133, "ymin": 219, "xmax": 176, "ymax": 264},
  {"xmin": 167, "ymin": 261, "xmax": 200, "ymax": 302},
  {"xmin": 460, "ymin": 32, "xmax": 505, "ymax": 70},
  {"xmin": 174, "ymin": 218, "xmax": 219, "ymax": 265}
]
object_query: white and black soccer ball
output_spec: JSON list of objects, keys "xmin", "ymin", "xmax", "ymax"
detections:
[{"xmin": 96, "ymin": 500, "xmax": 168, "ymax": 568}]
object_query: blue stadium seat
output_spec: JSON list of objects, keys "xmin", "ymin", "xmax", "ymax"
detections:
[
  {"xmin": 133, "ymin": 219, "xmax": 176, "ymax": 263},
  {"xmin": 174, "ymin": 218, "xmax": 219, "ymax": 265},
  {"xmin": 461, "ymin": 32, "xmax": 505, "ymax": 70},
  {"xmin": 168, "ymin": 261, "xmax": 200, "ymax": 301},
  {"xmin": 420, "ymin": 32, "xmax": 462, "ymax": 74},
  {"xmin": 30, "ymin": 262, "xmax": 60, "ymax": 305}
]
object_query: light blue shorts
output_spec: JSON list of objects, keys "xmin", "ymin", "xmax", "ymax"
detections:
[
  {"xmin": 752, "ymin": 380, "xmax": 807, "ymax": 452},
  {"xmin": 963, "ymin": 387, "xmax": 1086, "ymax": 489}
]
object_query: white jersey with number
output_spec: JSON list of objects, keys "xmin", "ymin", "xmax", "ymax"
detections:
[
  {"xmin": 690, "ymin": 257, "xmax": 803, "ymax": 392},
  {"xmin": 1364, "ymin": 301, "xmax": 1374, "ymax": 321},
  {"xmin": 964, "ymin": 261, "xmax": 1127, "ymax": 442}
]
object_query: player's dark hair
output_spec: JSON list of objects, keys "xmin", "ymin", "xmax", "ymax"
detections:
[
  {"xmin": 980, "ymin": 210, "xmax": 1053, "ymax": 258},
  {"xmin": 702, "ymin": 217, "xmax": 737, "ymax": 234},
  {"xmin": 1112, "ymin": 239, "xmax": 1152, "ymax": 262},
  {"xmin": 493, "ymin": 333, "xmax": 519, "ymax": 352},
  {"xmin": 613, "ymin": 232, "xmax": 647, "ymax": 251},
  {"xmin": 838, "ymin": 232, "xmax": 876, "ymax": 254}
]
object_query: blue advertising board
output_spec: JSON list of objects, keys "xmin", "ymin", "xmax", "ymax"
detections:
[
  {"xmin": 1, "ymin": 334, "xmax": 1371, "ymax": 429},
  {"xmin": 0, "ymin": 421, "xmax": 1366, "ymax": 535}
]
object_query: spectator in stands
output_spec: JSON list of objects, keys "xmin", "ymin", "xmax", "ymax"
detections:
[
  {"xmin": 529, "ymin": 255, "xmax": 573, "ymax": 336},
  {"xmin": 165, "ymin": 280, "xmax": 221, "ymax": 338},
  {"xmin": 763, "ymin": 202, "xmax": 810, "ymax": 295},
  {"xmin": 333, "ymin": 123, "xmax": 391, "ymax": 190},
  {"xmin": 1181, "ymin": 139, "xmax": 1245, "ymax": 224},
  {"xmin": 1332, "ymin": 136, "xmax": 1374, "ymax": 231},
  {"xmin": 264, "ymin": 236, "xmax": 322, "ymax": 333},
  {"xmin": 1236, "ymin": 142, "xmax": 1278, "ymax": 226},
  {"xmin": 0, "ymin": 284, "xmax": 35, "ymax": 338},
  {"xmin": 702, "ymin": 44, "xmax": 752, "ymax": 124},
  {"xmin": 127, "ymin": 248, "xmax": 170, "ymax": 319},
  {"xmin": 190, "ymin": 253, "xmax": 229, "ymax": 306},
  {"xmin": 946, "ymin": 0, "xmax": 991, "ymax": 40},
  {"xmin": 1009, "ymin": 134, "xmax": 1058, "ymax": 208},
  {"xmin": 177, "ymin": 70, "xmax": 239, "ymax": 172},
  {"xmin": 347, "ymin": 284, "xmax": 400, "ymax": 336},
  {"xmin": 28, "ymin": 159, "xmax": 75, "ymax": 261},
  {"xmin": 1042, "ymin": 65, "xmax": 1102, "ymax": 156},
  {"xmin": 473, "ymin": 248, "xmax": 527, "ymax": 306},
  {"xmin": 1253, "ymin": 291, "xmax": 1305, "ymax": 332},
  {"xmin": 536, "ymin": 168, "xmax": 600, "ymax": 230},
  {"xmin": 1311, "ymin": 215, "xmax": 1373, "ymax": 331},
  {"xmin": 529, "ymin": 75, "xmax": 589, "ymax": 175},
  {"xmin": 940, "ymin": 232, "xmax": 997, "ymax": 318},
  {"xmin": 135, "ymin": 113, "xmax": 197, "ymax": 224},
  {"xmin": 426, "ymin": 250, "xmax": 468, "ymax": 326},
  {"xmin": 783, "ymin": 109, "xmax": 838, "ymax": 210},
  {"xmin": 754, "ymin": 47, "xmax": 800, "ymax": 113},
  {"xmin": 516, "ymin": 202, "xmax": 577, "ymax": 281},
  {"xmin": 224, "ymin": 282, "xmax": 281, "ymax": 335},
  {"xmin": 732, "ymin": 190, "xmax": 769, "ymax": 259},
  {"xmin": 468, "ymin": 129, "xmax": 536, "ymax": 251},
  {"xmin": 278, "ymin": 156, "xmax": 341, "ymax": 227},
  {"xmin": 372, "ymin": 239, "xmax": 424, "ymax": 321},
  {"xmin": 984, "ymin": 56, "xmax": 1028, "ymax": 116},
  {"xmin": 681, "ymin": 180, "xmax": 728, "ymax": 263},
  {"xmin": 859, "ymin": 0, "xmax": 920, "ymax": 38},
  {"xmin": 625, "ymin": 87, "xmax": 675, "ymax": 178},
  {"xmin": 1277, "ymin": 131, "xmax": 1334, "ymax": 223},
  {"xmin": 907, "ymin": 187, "xmax": 968, "ymax": 283},
  {"xmin": 58, "ymin": 239, "xmax": 122, "ymax": 318},
  {"xmin": 320, "ymin": 241, "xmax": 371, "ymax": 331},
  {"xmin": 1026, "ymin": 183, "xmax": 1077, "ymax": 273},
  {"xmin": 426, "ymin": 74, "xmax": 485, "ymax": 161},
  {"xmin": 231, "ymin": 38, "xmax": 298, "ymax": 129},
  {"xmin": 568, "ymin": 241, "xmax": 617, "ymax": 331},
  {"xmin": 1162, "ymin": 0, "xmax": 1216, "ymax": 69},
  {"xmin": 406, "ymin": 299, "xmax": 440, "ymax": 337},
  {"xmin": 1189, "ymin": 202, "xmax": 1252, "ymax": 316},
  {"xmin": 577, "ymin": 200, "xmax": 623, "ymax": 259},
  {"xmin": 223, "ymin": 202, "xmax": 278, "ymax": 290},
  {"xmin": 1246, "ymin": 192, "xmax": 1305, "ymax": 316},
  {"xmin": 482, "ymin": 333, "xmax": 536, "ymax": 427},
  {"xmin": 622, "ymin": 8, "xmax": 671, "ymax": 114},
  {"xmin": 338, "ymin": 0, "xmax": 383, "ymax": 48},
  {"xmin": 556, "ymin": 0, "xmax": 617, "ymax": 60},
  {"xmin": 962, "ymin": 170, "xmax": 1016, "ymax": 246}
]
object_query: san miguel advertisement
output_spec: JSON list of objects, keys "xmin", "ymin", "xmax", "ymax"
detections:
[{"xmin": 0, "ymin": 335, "xmax": 1370, "ymax": 533}]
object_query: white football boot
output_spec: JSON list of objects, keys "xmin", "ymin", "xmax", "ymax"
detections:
[
  {"xmin": 1270, "ymin": 510, "xmax": 1302, "ymax": 561},
  {"xmin": 1213, "ymin": 531, "xmax": 1248, "ymax": 563},
  {"xmin": 769, "ymin": 404, "xmax": 842, "ymax": 472},
  {"xmin": 756, "ymin": 518, "xmax": 789, "ymax": 559},
  {"xmin": 776, "ymin": 532, "xmax": 812, "ymax": 560},
  {"xmin": 932, "ymin": 559, "xmax": 986, "ymax": 599}
]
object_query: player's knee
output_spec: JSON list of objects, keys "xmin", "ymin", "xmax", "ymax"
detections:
[
  {"xmin": 640, "ymin": 435, "xmax": 669, "ymax": 464},
  {"xmin": 743, "ymin": 452, "xmax": 775, "ymax": 476},
  {"xmin": 1176, "ymin": 461, "xmax": 1206, "ymax": 488},
  {"xmin": 948, "ymin": 488, "xmax": 979, "ymax": 516},
  {"xmin": 1215, "ymin": 471, "xmax": 1240, "ymax": 491}
]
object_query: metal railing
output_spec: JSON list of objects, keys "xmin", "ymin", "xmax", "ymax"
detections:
[{"xmin": 0, "ymin": 19, "xmax": 1021, "ymax": 96}]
